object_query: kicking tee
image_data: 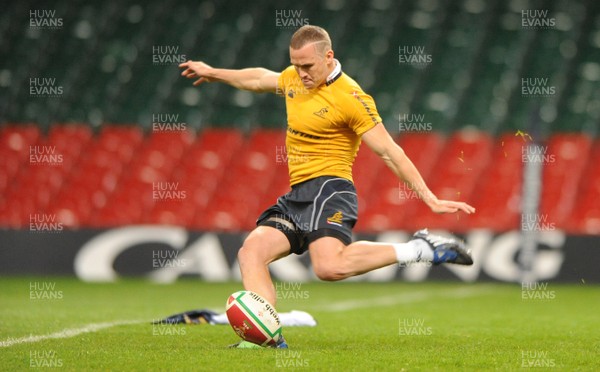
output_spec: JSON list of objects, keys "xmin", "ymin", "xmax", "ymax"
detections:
[{"xmin": 277, "ymin": 60, "xmax": 382, "ymax": 186}]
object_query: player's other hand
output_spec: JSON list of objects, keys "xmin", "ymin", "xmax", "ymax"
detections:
[
  {"xmin": 179, "ymin": 60, "xmax": 215, "ymax": 86},
  {"xmin": 427, "ymin": 199, "xmax": 476, "ymax": 215}
]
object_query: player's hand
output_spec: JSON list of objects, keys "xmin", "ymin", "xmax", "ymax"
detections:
[
  {"xmin": 427, "ymin": 198, "xmax": 476, "ymax": 214},
  {"xmin": 179, "ymin": 60, "xmax": 215, "ymax": 86}
]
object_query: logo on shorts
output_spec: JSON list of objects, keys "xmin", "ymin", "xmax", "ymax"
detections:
[{"xmin": 326, "ymin": 211, "xmax": 343, "ymax": 226}]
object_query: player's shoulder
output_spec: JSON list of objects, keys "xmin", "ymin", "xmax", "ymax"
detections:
[
  {"xmin": 278, "ymin": 66, "xmax": 301, "ymax": 91},
  {"xmin": 280, "ymin": 65, "xmax": 298, "ymax": 79},
  {"xmin": 333, "ymin": 73, "xmax": 373, "ymax": 104},
  {"xmin": 333, "ymin": 74, "xmax": 367, "ymax": 96},
  {"xmin": 338, "ymin": 73, "xmax": 362, "ymax": 90}
]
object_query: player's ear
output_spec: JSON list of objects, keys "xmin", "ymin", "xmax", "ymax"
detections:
[{"xmin": 325, "ymin": 49, "xmax": 334, "ymax": 62}]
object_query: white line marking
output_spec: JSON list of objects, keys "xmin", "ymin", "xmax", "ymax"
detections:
[
  {"xmin": 311, "ymin": 286, "xmax": 492, "ymax": 312},
  {"xmin": 0, "ymin": 319, "xmax": 144, "ymax": 348},
  {"xmin": 0, "ymin": 287, "xmax": 494, "ymax": 347}
]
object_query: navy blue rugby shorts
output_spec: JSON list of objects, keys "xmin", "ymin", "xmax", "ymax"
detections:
[{"xmin": 256, "ymin": 176, "xmax": 358, "ymax": 255}]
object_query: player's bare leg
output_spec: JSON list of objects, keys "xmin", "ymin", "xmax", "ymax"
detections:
[
  {"xmin": 309, "ymin": 237, "xmax": 396, "ymax": 280},
  {"xmin": 237, "ymin": 226, "xmax": 291, "ymax": 306},
  {"xmin": 309, "ymin": 230, "xmax": 472, "ymax": 281},
  {"xmin": 233, "ymin": 226, "xmax": 291, "ymax": 349}
]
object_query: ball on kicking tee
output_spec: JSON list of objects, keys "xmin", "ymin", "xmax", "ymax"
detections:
[{"xmin": 226, "ymin": 290, "xmax": 282, "ymax": 347}]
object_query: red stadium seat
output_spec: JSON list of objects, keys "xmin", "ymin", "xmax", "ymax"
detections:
[
  {"xmin": 97, "ymin": 125, "xmax": 144, "ymax": 163},
  {"xmin": 566, "ymin": 138, "xmax": 600, "ymax": 234},
  {"xmin": 464, "ymin": 133, "xmax": 524, "ymax": 231},
  {"xmin": 355, "ymin": 132, "xmax": 445, "ymax": 232},
  {"xmin": 539, "ymin": 134, "xmax": 592, "ymax": 229},
  {"xmin": 146, "ymin": 200, "xmax": 196, "ymax": 226},
  {"xmin": 145, "ymin": 129, "xmax": 195, "ymax": 161},
  {"xmin": 0, "ymin": 124, "xmax": 42, "ymax": 187},
  {"xmin": 47, "ymin": 123, "xmax": 93, "ymax": 158},
  {"xmin": 189, "ymin": 128, "xmax": 244, "ymax": 172},
  {"xmin": 46, "ymin": 197, "xmax": 93, "ymax": 228},
  {"xmin": 192, "ymin": 196, "xmax": 257, "ymax": 232},
  {"xmin": 353, "ymin": 142, "xmax": 384, "ymax": 211},
  {"xmin": 2, "ymin": 123, "xmax": 594, "ymax": 235},
  {"xmin": 397, "ymin": 132, "xmax": 445, "ymax": 176},
  {"xmin": 0, "ymin": 124, "xmax": 41, "ymax": 153},
  {"xmin": 406, "ymin": 130, "xmax": 493, "ymax": 232}
]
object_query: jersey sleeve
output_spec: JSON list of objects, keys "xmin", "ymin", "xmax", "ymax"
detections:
[{"xmin": 347, "ymin": 90, "xmax": 382, "ymax": 136}]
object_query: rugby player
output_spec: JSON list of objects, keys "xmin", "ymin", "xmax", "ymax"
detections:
[{"xmin": 180, "ymin": 25, "xmax": 475, "ymax": 349}]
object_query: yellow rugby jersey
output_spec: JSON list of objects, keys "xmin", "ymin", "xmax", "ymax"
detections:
[{"xmin": 277, "ymin": 61, "xmax": 382, "ymax": 186}]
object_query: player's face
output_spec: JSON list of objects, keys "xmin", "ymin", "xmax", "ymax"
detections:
[{"xmin": 290, "ymin": 43, "xmax": 333, "ymax": 89}]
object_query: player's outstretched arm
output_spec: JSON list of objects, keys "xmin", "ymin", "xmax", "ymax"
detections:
[
  {"xmin": 179, "ymin": 60, "xmax": 280, "ymax": 93},
  {"xmin": 362, "ymin": 124, "xmax": 476, "ymax": 215}
]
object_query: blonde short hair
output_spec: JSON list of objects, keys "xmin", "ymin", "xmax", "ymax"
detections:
[{"xmin": 290, "ymin": 25, "xmax": 332, "ymax": 56}]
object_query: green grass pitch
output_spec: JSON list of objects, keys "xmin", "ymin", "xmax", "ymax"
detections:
[{"xmin": 1, "ymin": 278, "xmax": 598, "ymax": 371}]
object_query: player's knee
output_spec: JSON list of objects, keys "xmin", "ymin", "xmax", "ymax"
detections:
[
  {"xmin": 313, "ymin": 263, "xmax": 347, "ymax": 282},
  {"xmin": 238, "ymin": 233, "xmax": 273, "ymax": 265},
  {"xmin": 238, "ymin": 236, "xmax": 261, "ymax": 264}
]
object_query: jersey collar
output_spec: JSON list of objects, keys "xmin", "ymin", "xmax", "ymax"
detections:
[{"xmin": 325, "ymin": 59, "xmax": 342, "ymax": 86}]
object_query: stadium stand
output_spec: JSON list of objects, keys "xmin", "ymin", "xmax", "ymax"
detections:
[
  {"xmin": 1, "ymin": 124, "xmax": 599, "ymax": 234},
  {"xmin": 1, "ymin": 0, "xmax": 599, "ymax": 234}
]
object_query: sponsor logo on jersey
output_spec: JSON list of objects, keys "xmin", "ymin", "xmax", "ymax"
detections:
[
  {"xmin": 313, "ymin": 107, "xmax": 329, "ymax": 119},
  {"xmin": 287, "ymin": 127, "xmax": 324, "ymax": 140},
  {"xmin": 352, "ymin": 91, "xmax": 379, "ymax": 125}
]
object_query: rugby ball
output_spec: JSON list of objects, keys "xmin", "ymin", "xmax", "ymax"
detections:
[{"xmin": 226, "ymin": 290, "xmax": 282, "ymax": 347}]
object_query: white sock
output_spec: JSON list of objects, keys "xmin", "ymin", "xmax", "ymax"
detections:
[{"xmin": 393, "ymin": 239, "xmax": 433, "ymax": 264}]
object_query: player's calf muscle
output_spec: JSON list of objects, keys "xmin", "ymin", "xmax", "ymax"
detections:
[
  {"xmin": 313, "ymin": 241, "xmax": 397, "ymax": 281},
  {"xmin": 312, "ymin": 264, "xmax": 349, "ymax": 281},
  {"xmin": 310, "ymin": 251, "xmax": 355, "ymax": 281}
]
